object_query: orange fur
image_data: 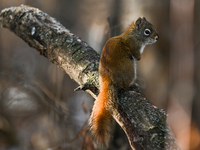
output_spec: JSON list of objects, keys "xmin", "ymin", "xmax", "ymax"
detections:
[{"xmin": 89, "ymin": 77, "xmax": 113, "ymax": 147}]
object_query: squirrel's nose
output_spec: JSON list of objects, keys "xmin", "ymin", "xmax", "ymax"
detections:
[{"xmin": 155, "ymin": 35, "xmax": 159, "ymax": 41}]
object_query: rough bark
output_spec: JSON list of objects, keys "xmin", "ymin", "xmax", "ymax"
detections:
[{"xmin": 0, "ymin": 5, "xmax": 179, "ymax": 150}]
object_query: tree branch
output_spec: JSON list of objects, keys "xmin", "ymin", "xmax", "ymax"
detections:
[{"xmin": 0, "ymin": 5, "xmax": 179, "ymax": 150}]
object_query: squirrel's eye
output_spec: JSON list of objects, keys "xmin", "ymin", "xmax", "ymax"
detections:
[{"xmin": 144, "ymin": 29, "xmax": 151, "ymax": 36}]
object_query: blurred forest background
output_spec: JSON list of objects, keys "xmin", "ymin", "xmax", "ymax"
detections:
[{"xmin": 0, "ymin": 0, "xmax": 200, "ymax": 150}]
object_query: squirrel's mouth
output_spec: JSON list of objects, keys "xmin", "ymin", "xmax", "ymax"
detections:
[
  {"xmin": 147, "ymin": 36, "xmax": 158, "ymax": 44},
  {"xmin": 151, "ymin": 35, "xmax": 159, "ymax": 43}
]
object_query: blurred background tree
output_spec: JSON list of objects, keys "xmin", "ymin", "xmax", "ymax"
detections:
[{"xmin": 0, "ymin": 0, "xmax": 199, "ymax": 150}]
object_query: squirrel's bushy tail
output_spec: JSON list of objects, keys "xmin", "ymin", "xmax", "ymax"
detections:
[{"xmin": 89, "ymin": 80, "xmax": 114, "ymax": 147}]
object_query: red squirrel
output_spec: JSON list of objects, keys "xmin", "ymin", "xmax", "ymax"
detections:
[{"xmin": 89, "ymin": 17, "xmax": 159, "ymax": 147}]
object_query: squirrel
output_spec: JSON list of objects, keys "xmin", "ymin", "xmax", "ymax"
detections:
[{"xmin": 89, "ymin": 17, "xmax": 159, "ymax": 147}]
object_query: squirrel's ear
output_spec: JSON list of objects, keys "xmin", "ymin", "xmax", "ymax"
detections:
[
  {"xmin": 135, "ymin": 17, "xmax": 142, "ymax": 30},
  {"xmin": 142, "ymin": 17, "xmax": 146, "ymax": 21}
]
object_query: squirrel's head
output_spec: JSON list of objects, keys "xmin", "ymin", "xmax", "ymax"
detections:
[{"xmin": 135, "ymin": 17, "xmax": 159, "ymax": 45}]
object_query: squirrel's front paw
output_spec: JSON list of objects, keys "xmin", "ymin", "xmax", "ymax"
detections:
[{"xmin": 129, "ymin": 83, "xmax": 140, "ymax": 89}]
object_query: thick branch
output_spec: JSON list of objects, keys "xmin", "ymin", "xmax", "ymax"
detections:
[
  {"xmin": 0, "ymin": 4, "xmax": 100, "ymax": 98},
  {"xmin": 0, "ymin": 5, "xmax": 179, "ymax": 150}
]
